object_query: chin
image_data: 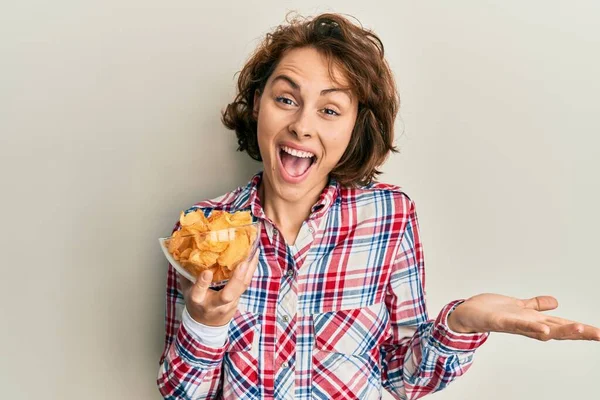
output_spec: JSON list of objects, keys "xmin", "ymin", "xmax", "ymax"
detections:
[{"xmin": 275, "ymin": 180, "xmax": 314, "ymax": 202}]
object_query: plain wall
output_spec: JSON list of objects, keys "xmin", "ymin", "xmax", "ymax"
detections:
[{"xmin": 1, "ymin": 1, "xmax": 598, "ymax": 399}]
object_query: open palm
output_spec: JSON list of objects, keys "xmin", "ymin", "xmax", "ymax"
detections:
[{"xmin": 448, "ymin": 293, "xmax": 600, "ymax": 341}]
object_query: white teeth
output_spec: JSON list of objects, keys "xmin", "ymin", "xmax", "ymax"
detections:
[{"xmin": 281, "ymin": 145, "xmax": 314, "ymax": 159}]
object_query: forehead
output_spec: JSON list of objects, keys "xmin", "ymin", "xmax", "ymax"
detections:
[{"xmin": 269, "ymin": 47, "xmax": 350, "ymax": 89}]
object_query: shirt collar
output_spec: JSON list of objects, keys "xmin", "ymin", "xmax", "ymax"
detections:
[
  {"xmin": 248, "ymin": 172, "xmax": 266, "ymax": 221},
  {"xmin": 247, "ymin": 171, "xmax": 340, "ymax": 222},
  {"xmin": 309, "ymin": 176, "xmax": 339, "ymax": 220}
]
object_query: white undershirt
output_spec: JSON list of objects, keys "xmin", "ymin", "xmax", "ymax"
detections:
[{"xmin": 182, "ymin": 306, "xmax": 230, "ymax": 348}]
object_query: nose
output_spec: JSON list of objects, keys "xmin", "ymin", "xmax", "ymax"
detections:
[{"xmin": 288, "ymin": 108, "xmax": 315, "ymax": 139}]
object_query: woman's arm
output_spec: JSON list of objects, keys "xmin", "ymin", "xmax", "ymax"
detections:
[
  {"xmin": 156, "ymin": 263, "xmax": 226, "ymax": 399},
  {"xmin": 380, "ymin": 200, "xmax": 489, "ymax": 399}
]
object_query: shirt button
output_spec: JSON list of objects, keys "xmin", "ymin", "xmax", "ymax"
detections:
[
  {"xmin": 287, "ymin": 269, "xmax": 294, "ymax": 277},
  {"xmin": 308, "ymin": 227, "xmax": 314, "ymax": 234},
  {"xmin": 281, "ymin": 315, "xmax": 289, "ymax": 323},
  {"xmin": 281, "ymin": 361, "xmax": 289, "ymax": 368}
]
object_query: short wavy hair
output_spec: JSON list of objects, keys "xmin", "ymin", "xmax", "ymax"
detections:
[{"xmin": 221, "ymin": 12, "xmax": 399, "ymax": 187}]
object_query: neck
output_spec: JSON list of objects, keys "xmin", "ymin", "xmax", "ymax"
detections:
[{"xmin": 259, "ymin": 174, "xmax": 327, "ymax": 245}]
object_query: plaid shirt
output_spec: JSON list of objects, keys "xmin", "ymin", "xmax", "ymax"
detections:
[{"xmin": 157, "ymin": 172, "xmax": 489, "ymax": 400}]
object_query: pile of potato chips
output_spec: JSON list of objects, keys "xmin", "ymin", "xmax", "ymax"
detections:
[{"xmin": 167, "ymin": 210, "xmax": 258, "ymax": 283}]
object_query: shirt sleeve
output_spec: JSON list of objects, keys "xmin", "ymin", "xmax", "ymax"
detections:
[
  {"xmin": 156, "ymin": 245, "xmax": 228, "ymax": 398},
  {"xmin": 380, "ymin": 198, "xmax": 489, "ymax": 399}
]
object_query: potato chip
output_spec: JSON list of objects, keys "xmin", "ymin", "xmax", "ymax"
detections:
[
  {"xmin": 198, "ymin": 238, "xmax": 229, "ymax": 253},
  {"xmin": 179, "ymin": 247, "xmax": 192, "ymax": 261},
  {"xmin": 207, "ymin": 210, "xmax": 231, "ymax": 231},
  {"xmin": 187, "ymin": 225, "xmax": 208, "ymax": 235},
  {"xmin": 210, "ymin": 265, "xmax": 233, "ymax": 282},
  {"xmin": 191, "ymin": 230, "xmax": 205, "ymax": 249},
  {"xmin": 217, "ymin": 230, "xmax": 250, "ymax": 270},
  {"xmin": 172, "ymin": 250, "xmax": 180, "ymax": 261},
  {"xmin": 167, "ymin": 234, "xmax": 192, "ymax": 255},
  {"xmin": 181, "ymin": 260, "xmax": 202, "ymax": 277},
  {"xmin": 242, "ymin": 225, "xmax": 258, "ymax": 244},
  {"xmin": 179, "ymin": 210, "xmax": 209, "ymax": 229},
  {"xmin": 228, "ymin": 211, "xmax": 253, "ymax": 226},
  {"xmin": 175, "ymin": 226, "xmax": 195, "ymax": 239},
  {"xmin": 188, "ymin": 248, "xmax": 219, "ymax": 269}
]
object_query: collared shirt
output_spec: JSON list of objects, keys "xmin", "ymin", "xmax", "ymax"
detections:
[{"xmin": 157, "ymin": 172, "xmax": 489, "ymax": 400}]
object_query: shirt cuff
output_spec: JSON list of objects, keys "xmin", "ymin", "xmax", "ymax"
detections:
[
  {"xmin": 175, "ymin": 322, "xmax": 228, "ymax": 368},
  {"xmin": 181, "ymin": 306, "xmax": 231, "ymax": 348},
  {"xmin": 429, "ymin": 300, "xmax": 490, "ymax": 354}
]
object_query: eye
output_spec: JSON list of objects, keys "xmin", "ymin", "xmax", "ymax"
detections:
[
  {"xmin": 321, "ymin": 107, "xmax": 340, "ymax": 117},
  {"xmin": 275, "ymin": 96, "xmax": 296, "ymax": 106}
]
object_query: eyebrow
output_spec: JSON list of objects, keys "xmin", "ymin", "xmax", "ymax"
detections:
[{"xmin": 271, "ymin": 74, "xmax": 353, "ymax": 103}]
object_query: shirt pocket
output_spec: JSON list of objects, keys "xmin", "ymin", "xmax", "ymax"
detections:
[
  {"xmin": 226, "ymin": 309, "xmax": 261, "ymax": 352},
  {"xmin": 311, "ymin": 302, "xmax": 390, "ymax": 400},
  {"xmin": 313, "ymin": 301, "xmax": 390, "ymax": 355}
]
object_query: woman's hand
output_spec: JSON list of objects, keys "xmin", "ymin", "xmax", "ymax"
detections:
[
  {"xmin": 178, "ymin": 252, "xmax": 259, "ymax": 327},
  {"xmin": 447, "ymin": 293, "xmax": 600, "ymax": 341}
]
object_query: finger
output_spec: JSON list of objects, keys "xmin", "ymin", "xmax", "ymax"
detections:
[
  {"xmin": 522, "ymin": 296, "xmax": 558, "ymax": 312},
  {"xmin": 586, "ymin": 324, "xmax": 600, "ymax": 340},
  {"xmin": 243, "ymin": 251, "xmax": 260, "ymax": 286},
  {"xmin": 189, "ymin": 270, "xmax": 213, "ymax": 305},
  {"xmin": 502, "ymin": 317, "xmax": 551, "ymax": 335},
  {"xmin": 544, "ymin": 316, "xmax": 565, "ymax": 324},
  {"xmin": 545, "ymin": 315, "xmax": 576, "ymax": 326},
  {"xmin": 544, "ymin": 316, "xmax": 600, "ymax": 340},
  {"xmin": 213, "ymin": 258, "xmax": 252, "ymax": 306},
  {"xmin": 547, "ymin": 323, "xmax": 584, "ymax": 340},
  {"xmin": 549, "ymin": 323, "xmax": 600, "ymax": 341}
]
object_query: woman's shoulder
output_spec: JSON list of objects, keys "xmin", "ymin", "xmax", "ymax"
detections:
[
  {"xmin": 184, "ymin": 180, "xmax": 254, "ymax": 215},
  {"xmin": 338, "ymin": 181, "xmax": 416, "ymax": 217},
  {"xmin": 340, "ymin": 181, "xmax": 413, "ymax": 204}
]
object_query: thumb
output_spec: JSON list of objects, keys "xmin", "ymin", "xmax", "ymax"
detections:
[
  {"xmin": 522, "ymin": 295, "xmax": 559, "ymax": 311},
  {"xmin": 189, "ymin": 270, "xmax": 213, "ymax": 304}
]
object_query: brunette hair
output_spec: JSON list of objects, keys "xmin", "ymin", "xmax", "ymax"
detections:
[{"xmin": 221, "ymin": 12, "xmax": 399, "ymax": 186}]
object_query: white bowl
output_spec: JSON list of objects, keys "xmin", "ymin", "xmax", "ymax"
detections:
[{"xmin": 158, "ymin": 222, "xmax": 260, "ymax": 287}]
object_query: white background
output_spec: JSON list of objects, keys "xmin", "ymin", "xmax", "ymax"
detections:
[{"xmin": 1, "ymin": 1, "xmax": 599, "ymax": 399}]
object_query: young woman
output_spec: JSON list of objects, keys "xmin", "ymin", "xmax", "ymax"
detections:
[{"xmin": 157, "ymin": 13, "xmax": 600, "ymax": 400}]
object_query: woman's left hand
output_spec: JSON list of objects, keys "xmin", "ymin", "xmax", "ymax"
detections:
[{"xmin": 447, "ymin": 293, "xmax": 600, "ymax": 341}]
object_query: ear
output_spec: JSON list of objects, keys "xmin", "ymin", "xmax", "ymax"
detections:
[{"xmin": 253, "ymin": 89, "xmax": 261, "ymax": 119}]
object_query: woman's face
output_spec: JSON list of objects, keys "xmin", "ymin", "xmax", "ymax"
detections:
[{"xmin": 254, "ymin": 46, "xmax": 358, "ymax": 203}]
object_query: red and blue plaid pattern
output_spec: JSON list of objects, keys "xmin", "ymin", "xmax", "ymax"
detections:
[{"xmin": 157, "ymin": 172, "xmax": 488, "ymax": 399}]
